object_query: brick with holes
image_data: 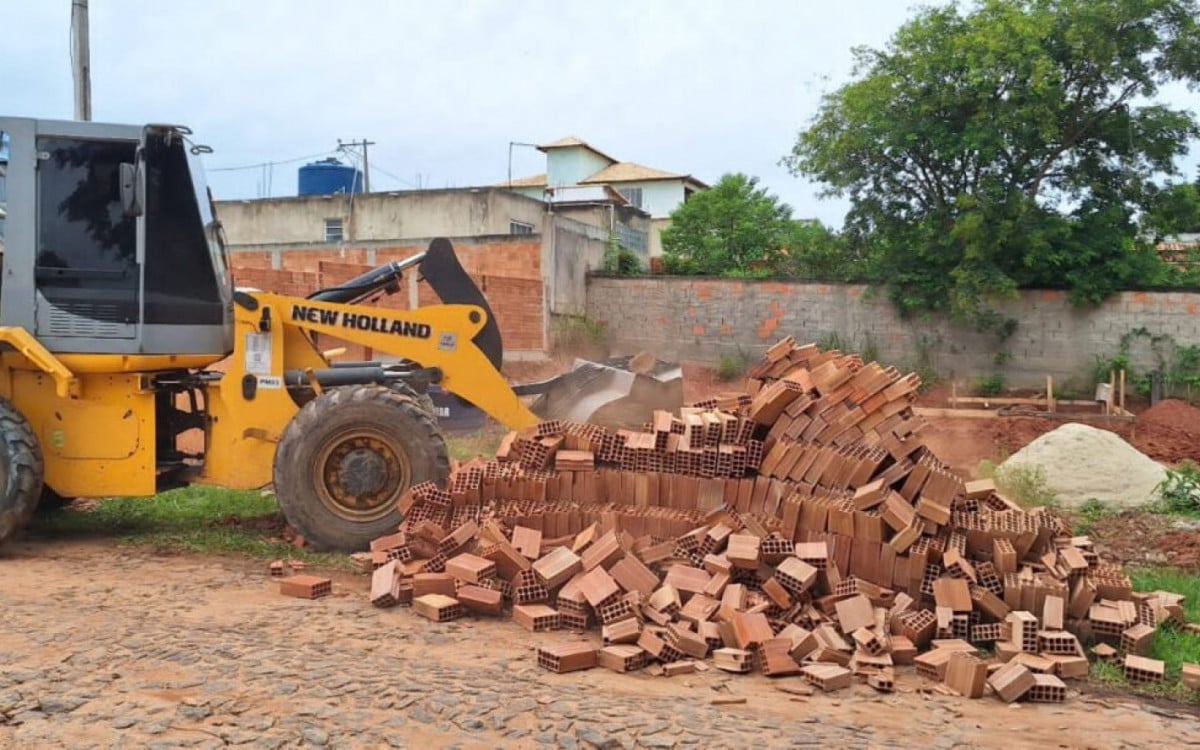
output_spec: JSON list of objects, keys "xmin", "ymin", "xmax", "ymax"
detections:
[
  {"xmin": 370, "ymin": 561, "xmax": 403, "ymax": 608},
  {"xmin": 512, "ymin": 604, "xmax": 561, "ymax": 633},
  {"xmin": 638, "ymin": 629, "xmax": 686, "ymax": 663},
  {"xmin": 712, "ymin": 647, "xmax": 754, "ymax": 673},
  {"xmin": 1123, "ymin": 654, "xmax": 1165, "ymax": 683},
  {"xmin": 598, "ymin": 644, "xmax": 647, "ymax": 673},
  {"xmin": 1121, "ymin": 624, "xmax": 1156, "ymax": 657},
  {"xmin": 988, "ymin": 662, "xmax": 1036, "ymax": 703},
  {"xmin": 456, "ymin": 585, "xmax": 504, "ymax": 616},
  {"xmin": 444, "ymin": 553, "xmax": 496, "ymax": 585},
  {"xmin": 412, "ymin": 594, "xmax": 463, "ymax": 622},
  {"xmin": 602, "ymin": 618, "xmax": 642, "ymax": 645},
  {"xmin": 1026, "ymin": 673, "xmax": 1068, "ymax": 703},
  {"xmin": 537, "ymin": 642, "xmax": 597, "ymax": 673},
  {"xmin": 280, "ymin": 575, "xmax": 332, "ymax": 600},
  {"xmin": 775, "ymin": 557, "xmax": 820, "ymax": 596},
  {"xmin": 802, "ymin": 664, "xmax": 852, "ymax": 692}
]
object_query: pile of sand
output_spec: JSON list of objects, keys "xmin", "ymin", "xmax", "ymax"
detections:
[{"xmin": 1000, "ymin": 422, "xmax": 1166, "ymax": 510}]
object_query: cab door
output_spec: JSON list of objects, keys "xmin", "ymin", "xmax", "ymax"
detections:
[{"xmin": 33, "ymin": 133, "xmax": 141, "ymax": 342}]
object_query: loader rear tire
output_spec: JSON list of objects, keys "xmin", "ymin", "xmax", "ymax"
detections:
[
  {"xmin": 273, "ymin": 385, "xmax": 449, "ymax": 552},
  {"xmin": 0, "ymin": 400, "xmax": 44, "ymax": 545}
]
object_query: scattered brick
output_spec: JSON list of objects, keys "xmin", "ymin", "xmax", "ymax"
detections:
[
  {"xmin": 1123, "ymin": 654, "xmax": 1166, "ymax": 683},
  {"xmin": 598, "ymin": 645, "xmax": 647, "ymax": 673},
  {"xmin": 537, "ymin": 642, "xmax": 598, "ymax": 673},
  {"xmin": 513, "ymin": 604, "xmax": 561, "ymax": 633},
  {"xmin": 987, "ymin": 662, "xmax": 1036, "ymax": 703},
  {"xmin": 279, "ymin": 575, "xmax": 331, "ymax": 600},
  {"xmin": 412, "ymin": 594, "xmax": 462, "ymax": 622},
  {"xmin": 1026, "ymin": 673, "xmax": 1067, "ymax": 703},
  {"xmin": 457, "ymin": 584, "xmax": 504, "ymax": 616}
]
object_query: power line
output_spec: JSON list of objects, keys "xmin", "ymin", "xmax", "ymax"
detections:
[
  {"xmin": 369, "ymin": 162, "xmax": 421, "ymax": 190},
  {"xmin": 337, "ymin": 139, "xmax": 375, "ymax": 191},
  {"xmin": 209, "ymin": 149, "xmax": 338, "ymax": 172}
]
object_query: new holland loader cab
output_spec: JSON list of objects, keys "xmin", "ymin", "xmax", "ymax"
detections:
[{"xmin": 0, "ymin": 116, "xmax": 542, "ymax": 551}]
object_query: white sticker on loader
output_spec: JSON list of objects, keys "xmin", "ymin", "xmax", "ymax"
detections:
[
  {"xmin": 438, "ymin": 332, "xmax": 458, "ymax": 352},
  {"xmin": 245, "ymin": 332, "xmax": 273, "ymax": 376},
  {"xmin": 257, "ymin": 375, "xmax": 283, "ymax": 390}
]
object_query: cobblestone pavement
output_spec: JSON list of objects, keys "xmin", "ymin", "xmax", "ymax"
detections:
[{"xmin": 1, "ymin": 541, "xmax": 1198, "ymax": 749}]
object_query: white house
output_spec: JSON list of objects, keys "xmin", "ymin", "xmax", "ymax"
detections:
[{"xmin": 504, "ymin": 136, "xmax": 708, "ymax": 257}]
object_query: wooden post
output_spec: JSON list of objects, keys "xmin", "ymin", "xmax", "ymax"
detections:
[
  {"xmin": 1119, "ymin": 370, "xmax": 1127, "ymax": 415},
  {"xmin": 1108, "ymin": 370, "xmax": 1116, "ymax": 416},
  {"xmin": 1046, "ymin": 375, "xmax": 1055, "ymax": 413},
  {"xmin": 950, "ymin": 380, "xmax": 957, "ymax": 410}
]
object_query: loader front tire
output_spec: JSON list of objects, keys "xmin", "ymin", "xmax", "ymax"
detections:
[
  {"xmin": 273, "ymin": 385, "xmax": 449, "ymax": 552},
  {"xmin": 0, "ymin": 400, "xmax": 44, "ymax": 545}
]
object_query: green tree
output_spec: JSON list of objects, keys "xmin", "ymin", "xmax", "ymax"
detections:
[
  {"xmin": 661, "ymin": 173, "xmax": 793, "ymax": 275},
  {"xmin": 1145, "ymin": 179, "xmax": 1200, "ymax": 238},
  {"xmin": 786, "ymin": 0, "xmax": 1200, "ymax": 327},
  {"xmin": 776, "ymin": 220, "xmax": 866, "ymax": 281}
]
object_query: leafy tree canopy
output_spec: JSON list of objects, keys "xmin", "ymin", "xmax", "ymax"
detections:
[
  {"xmin": 661, "ymin": 173, "xmax": 793, "ymax": 275},
  {"xmin": 786, "ymin": 0, "xmax": 1200, "ymax": 328}
]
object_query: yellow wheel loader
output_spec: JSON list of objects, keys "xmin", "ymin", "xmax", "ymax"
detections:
[{"xmin": 0, "ymin": 117, "xmax": 544, "ymax": 551}]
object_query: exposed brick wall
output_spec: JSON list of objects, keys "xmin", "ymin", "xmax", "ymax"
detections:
[
  {"xmin": 586, "ymin": 276, "xmax": 1200, "ymax": 389},
  {"xmin": 374, "ymin": 240, "xmax": 541, "ymax": 280},
  {"xmin": 233, "ymin": 268, "xmax": 315, "ymax": 298},
  {"xmin": 230, "ymin": 239, "xmax": 546, "ymax": 359},
  {"xmin": 231, "ymin": 250, "xmax": 274, "ymax": 270}
]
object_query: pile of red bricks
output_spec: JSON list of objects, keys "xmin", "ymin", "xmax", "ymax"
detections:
[{"xmin": 363, "ymin": 338, "xmax": 1190, "ymax": 701}]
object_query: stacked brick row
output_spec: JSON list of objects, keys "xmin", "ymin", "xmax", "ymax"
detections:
[{"xmin": 363, "ymin": 338, "xmax": 1187, "ymax": 699}]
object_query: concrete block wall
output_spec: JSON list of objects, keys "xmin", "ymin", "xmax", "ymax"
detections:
[{"xmin": 586, "ymin": 276, "xmax": 1200, "ymax": 388}]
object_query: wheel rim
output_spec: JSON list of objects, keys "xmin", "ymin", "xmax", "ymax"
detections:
[{"xmin": 312, "ymin": 428, "xmax": 412, "ymax": 522}]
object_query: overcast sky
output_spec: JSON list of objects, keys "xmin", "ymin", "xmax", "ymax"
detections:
[{"xmin": 3, "ymin": 1, "xmax": 1196, "ymax": 227}]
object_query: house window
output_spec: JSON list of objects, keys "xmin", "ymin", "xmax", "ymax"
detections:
[
  {"xmin": 619, "ymin": 187, "xmax": 643, "ymax": 209},
  {"xmin": 618, "ymin": 223, "xmax": 647, "ymax": 253},
  {"xmin": 510, "ymin": 220, "xmax": 534, "ymax": 235},
  {"xmin": 325, "ymin": 218, "xmax": 344, "ymax": 243}
]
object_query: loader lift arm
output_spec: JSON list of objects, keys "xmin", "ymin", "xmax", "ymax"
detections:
[
  {"xmin": 244, "ymin": 238, "xmax": 538, "ymax": 433},
  {"xmin": 258, "ymin": 292, "xmax": 538, "ymax": 431}
]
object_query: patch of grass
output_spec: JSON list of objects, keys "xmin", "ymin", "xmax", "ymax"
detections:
[
  {"xmin": 33, "ymin": 485, "xmax": 351, "ymax": 569},
  {"xmin": 1079, "ymin": 567, "xmax": 1200, "ymax": 702},
  {"xmin": 716, "ymin": 350, "xmax": 753, "ymax": 382},
  {"xmin": 1129, "ymin": 567, "xmax": 1200, "ymax": 622},
  {"xmin": 1155, "ymin": 460, "xmax": 1200, "ymax": 513},
  {"xmin": 551, "ymin": 314, "xmax": 608, "ymax": 355},
  {"xmin": 1073, "ymin": 498, "xmax": 1110, "ymax": 535},
  {"xmin": 975, "ymin": 372, "xmax": 1005, "ymax": 397},
  {"xmin": 817, "ymin": 331, "xmax": 847, "ymax": 352},
  {"xmin": 447, "ymin": 426, "xmax": 508, "ymax": 462},
  {"xmin": 977, "ymin": 461, "xmax": 1057, "ymax": 509}
]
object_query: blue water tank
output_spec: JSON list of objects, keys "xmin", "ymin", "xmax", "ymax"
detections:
[{"xmin": 298, "ymin": 158, "xmax": 364, "ymax": 196}]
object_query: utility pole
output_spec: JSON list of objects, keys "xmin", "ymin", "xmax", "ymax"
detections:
[
  {"xmin": 338, "ymin": 138, "xmax": 376, "ymax": 192},
  {"xmin": 71, "ymin": 0, "xmax": 92, "ymax": 120}
]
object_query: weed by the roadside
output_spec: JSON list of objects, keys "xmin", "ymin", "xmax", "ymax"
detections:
[
  {"xmin": 818, "ymin": 332, "xmax": 847, "ymax": 352},
  {"xmin": 975, "ymin": 373, "xmax": 1005, "ymax": 397},
  {"xmin": 717, "ymin": 349, "xmax": 753, "ymax": 382},
  {"xmin": 552, "ymin": 314, "xmax": 608, "ymax": 354},
  {"xmin": 1074, "ymin": 498, "xmax": 1109, "ymax": 535},
  {"xmin": 1156, "ymin": 461, "xmax": 1200, "ymax": 513},
  {"xmin": 978, "ymin": 462, "xmax": 1057, "ymax": 509}
]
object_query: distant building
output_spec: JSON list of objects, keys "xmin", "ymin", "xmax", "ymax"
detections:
[
  {"xmin": 1157, "ymin": 232, "xmax": 1200, "ymax": 271},
  {"xmin": 215, "ymin": 180, "xmax": 654, "ymax": 360},
  {"xmin": 503, "ymin": 136, "xmax": 708, "ymax": 256}
]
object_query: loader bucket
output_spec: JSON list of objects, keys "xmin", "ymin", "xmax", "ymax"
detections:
[{"xmin": 517, "ymin": 354, "xmax": 683, "ymax": 430}]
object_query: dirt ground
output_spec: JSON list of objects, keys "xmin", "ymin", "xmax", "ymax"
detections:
[
  {"xmin": 1, "ymin": 539, "xmax": 1198, "ymax": 750},
  {"xmin": 5, "ymin": 359, "xmax": 1200, "ymax": 747}
]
